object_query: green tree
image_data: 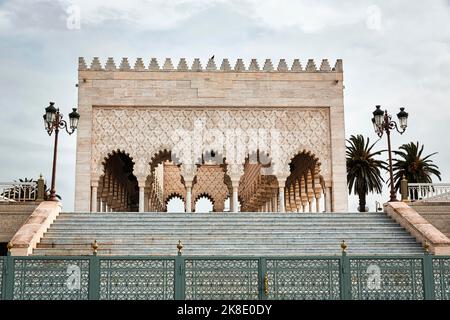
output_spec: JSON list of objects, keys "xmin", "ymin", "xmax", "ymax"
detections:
[
  {"xmin": 346, "ymin": 135, "xmax": 387, "ymax": 212},
  {"xmin": 392, "ymin": 142, "xmax": 441, "ymax": 192}
]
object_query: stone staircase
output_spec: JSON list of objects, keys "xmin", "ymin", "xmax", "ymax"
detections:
[
  {"xmin": 31, "ymin": 211, "xmax": 425, "ymax": 256},
  {"xmin": 409, "ymin": 202, "xmax": 450, "ymax": 238}
]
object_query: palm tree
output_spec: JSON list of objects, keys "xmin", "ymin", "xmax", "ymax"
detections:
[
  {"xmin": 346, "ymin": 135, "xmax": 387, "ymax": 212},
  {"xmin": 392, "ymin": 142, "xmax": 441, "ymax": 193}
]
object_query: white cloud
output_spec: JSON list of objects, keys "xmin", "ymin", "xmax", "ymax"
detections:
[
  {"xmin": 228, "ymin": 0, "xmax": 367, "ymax": 33},
  {"xmin": 61, "ymin": 0, "xmax": 214, "ymax": 30},
  {"xmin": 0, "ymin": 9, "xmax": 12, "ymax": 31}
]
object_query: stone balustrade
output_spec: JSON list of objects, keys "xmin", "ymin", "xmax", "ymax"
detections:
[{"xmin": 407, "ymin": 183, "xmax": 450, "ymax": 202}]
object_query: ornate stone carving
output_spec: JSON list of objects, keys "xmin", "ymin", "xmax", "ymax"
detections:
[
  {"xmin": 163, "ymin": 163, "xmax": 185, "ymax": 203},
  {"xmin": 192, "ymin": 165, "xmax": 228, "ymax": 212},
  {"xmin": 91, "ymin": 107, "xmax": 331, "ymax": 181}
]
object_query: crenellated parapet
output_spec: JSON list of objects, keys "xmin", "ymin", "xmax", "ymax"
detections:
[{"xmin": 78, "ymin": 57, "xmax": 343, "ymax": 73}]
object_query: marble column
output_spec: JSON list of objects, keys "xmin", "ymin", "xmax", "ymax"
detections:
[
  {"xmin": 324, "ymin": 187, "xmax": 332, "ymax": 212},
  {"xmin": 186, "ymin": 187, "xmax": 192, "ymax": 213},
  {"xmin": 185, "ymin": 180, "xmax": 193, "ymax": 213},
  {"xmin": 279, "ymin": 187, "xmax": 285, "ymax": 213},
  {"xmin": 144, "ymin": 187, "xmax": 149, "ymax": 212},
  {"xmin": 229, "ymin": 190, "xmax": 234, "ymax": 212},
  {"xmin": 277, "ymin": 178, "xmax": 286, "ymax": 213},
  {"xmin": 272, "ymin": 193, "xmax": 278, "ymax": 212},
  {"xmin": 232, "ymin": 181, "xmax": 239, "ymax": 213},
  {"xmin": 91, "ymin": 182, "xmax": 98, "ymax": 213},
  {"xmin": 137, "ymin": 178, "xmax": 146, "ymax": 213}
]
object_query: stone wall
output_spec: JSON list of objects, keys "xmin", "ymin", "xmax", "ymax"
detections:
[
  {"xmin": 0, "ymin": 203, "xmax": 39, "ymax": 242},
  {"xmin": 409, "ymin": 202, "xmax": 450, "ymax": 238}
]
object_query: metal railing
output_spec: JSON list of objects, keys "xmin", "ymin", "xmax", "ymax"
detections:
[
  {"xmin": 1, "ymin": 250, "xmax": 449, "ymax": 300},
  {"xmin": 0, "ymin": 182, "xmax": 38, "ymax": 202},
  {"xmin": 408, "ymin": 183, "xmax": 450, "ymax": 202}
]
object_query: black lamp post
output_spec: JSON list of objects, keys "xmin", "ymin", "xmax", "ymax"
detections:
[
  {"xmin": 43, "ymin": 102, "xmax": 80, "ymax": 201},
  {"xmin": 371, "ymin": 105, "xmax": 408, "ymax": 202}
]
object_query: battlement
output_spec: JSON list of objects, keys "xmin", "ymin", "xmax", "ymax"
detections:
[{"xmin": 79, "ymin": 57, "xmax": 343, "ymax": 73}]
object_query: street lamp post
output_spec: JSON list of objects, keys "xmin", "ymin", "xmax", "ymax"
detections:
[
  {"xmin": 371, "ymin": 105, "xmax": 408, "ymax": 202},
  {"xmin": 43, "ymin": 102, "xmax": 80, "ymax": 201}
]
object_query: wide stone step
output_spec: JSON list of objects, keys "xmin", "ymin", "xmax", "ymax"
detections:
[
  {"xmin": 43, "ymin": 230, "xmax": 409, "ymax": 237},
  {"xmin": 39, "ymin": 237, "xmax": 418, "ymax": 244},
  {"xmin": 56, "ymin": 215, "xmax": 390, "ymax": 221},
  {"xmin": 51, "ymin": 218, "xmax": 397, "ymax": 224},
  {"xmin": 47, "ymin": 226, "xmax": 404, "ymax": 233},
  {"xmin": 31, "ymin": 248, "xmax": 424, "ymax": 256},
  {"xmin": 37, "ymin": 241, "xmax": 417, "ymax": 252},
  {"xmin": 52, "ymin": 219, "xmax": 401, "ymax": 224},
  {"xmin": 48, "ymin": 220, "xmax": 403, "ymax": 226},
  {"xmin": 40, "ymin": 234, "xmax": 417, "ymax": 241},
  {"xmin": 59, "ymin": 213, "xmax": 386, "ymax": 220},
  {"xmin": 61, "ymin": 211, "xmax": 372, "ymax": 216},
  {"xmin": 56, "ymin": 214, "xmax": 388, "ymax": 219}
]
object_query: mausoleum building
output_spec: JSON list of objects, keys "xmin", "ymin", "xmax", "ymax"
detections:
[{"xmin": 75, "ymin": 57, "xmax": 347, "ymax": 213}]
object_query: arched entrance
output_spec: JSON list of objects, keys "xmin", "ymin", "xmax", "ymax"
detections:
[
  {"xmin": 284, "ymin": 151, "xmax": 324, "ymax": 213},
  {"xmin": 97, "ymin": 150, "xmax": 138, "ymax": 212},
  {"xmin": 237, "ymin": 150, "xmax": 277, "ymax": 212},
  {"xmin": 147, "ymin": 149, "xmax": 177, "ymax": 212}
]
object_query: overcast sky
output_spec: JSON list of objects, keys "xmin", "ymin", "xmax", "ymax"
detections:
[{"xmin": 0, "ymin": 0, "xmax": 449, "ymax": 212}]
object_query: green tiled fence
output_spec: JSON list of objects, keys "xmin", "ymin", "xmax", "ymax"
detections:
[{"xmin": 1, "ymin": 253, "xmax": 449, "ymax": 300}]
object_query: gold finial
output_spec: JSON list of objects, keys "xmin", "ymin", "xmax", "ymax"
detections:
[
  {"xmin": 264, "ymin": 272, "xmax": 269, "ymax": 295},
  {"xmin": 7, "ymin": 242, "xmax": 13, "ymax": 251},
  {"xmin": 423, "ymin": 240, "xmax": 429, "ymax": 253},
  {"xmin": 341, "ymin": 240, "xmax": 347, "ymax": 252},
  {"xmin": 402, "ymin": 175, "xmax": 407, "ymax": 181},
  {"xmin": 91, "ymin": 240, "xmax": 99, "ymax": 255},
  {"xmin": 177, "ymin": 240, "xmax": 184, "ymax": 254}
]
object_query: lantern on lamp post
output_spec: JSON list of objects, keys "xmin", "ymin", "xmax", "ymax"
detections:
[
  {"xmin": 371, "ymin": 105, "xmax": 409, "ymax": 202},
  {"xmin": 43, "ymin": 102, "xmax": 80, "ymax": 201}
]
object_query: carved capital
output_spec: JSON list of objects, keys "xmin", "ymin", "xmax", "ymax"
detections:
[
  {"xmin": 180, "ymin": 163, "xmax": 197, "ymax": 182},
  {"xmin": 136, "ymin": 176, "xmax": 147, "ymax": 187},
  {"xmin": 228, "ymin": 163, "xmax": 243, "ymax": 182}
]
